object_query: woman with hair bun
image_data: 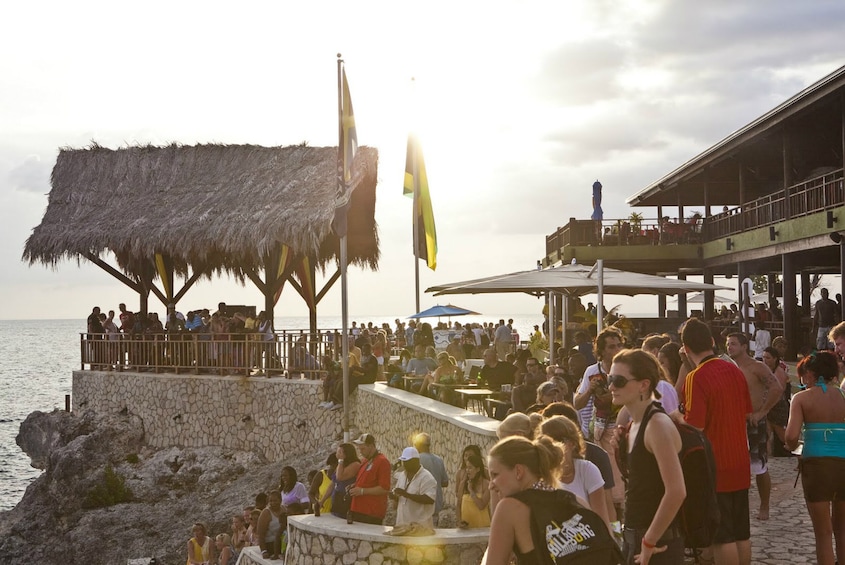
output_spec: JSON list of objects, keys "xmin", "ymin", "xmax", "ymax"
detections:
[
  {"xmin": 786, "ymin": 351, "xmax": 845, "ymax": 565},
  {"xmin": 482, "ymin": 435, "xmax": 620, "ymax": 565},
  {"xmin": 496, "ymin": 412, "xmax": 543, "ymax": 440},
  {"xmin": 610, "ymin": 349, "xmax": 685, "ymax": 565},
  {"xmin": 540, "ymin": 416, "xmax": 611, "ymax": 535}
]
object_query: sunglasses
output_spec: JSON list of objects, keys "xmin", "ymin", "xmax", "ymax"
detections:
[{"xmin": 609, "ymin": 374, "xmax": 637, "ymax": 388}]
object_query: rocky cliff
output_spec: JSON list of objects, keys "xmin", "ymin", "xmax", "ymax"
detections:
[{"xmin": 0, "ymin": 409, "xmax": 333, "ymax": 565}]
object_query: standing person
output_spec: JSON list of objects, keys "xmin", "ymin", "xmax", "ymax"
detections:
[
  {"xmin": 814, "ymin": 288, "xmax": 840, "ymax": 349},
  {"xmin": 309, "ymin": 453, "xmax": 338, "ymax": 514},
  {"xmin": 494, "ymin": 319, "xmax": 514, "ymax": 361},
  {"xmin": 610, "ymin": 349, "xmax": 686, "ymax": 565},
  {"xmin": 678, "ymin": 318, "xmax": 753, "ymax": 565},
  {"xmin": 455, "ymin": 444, "xmax": 484, "ymax": 514},
  {"xmin": 539, "ymin": 416, "xmax": 611, "ymax": 535},
  {"xmin": 412, "ymin": 433, "xmax": 449, "ymax": 523},
  {"xmin": 785, "ymin": 351, "xmax": 845, "ymax": 565},
  {"xmin": 279, "ymin": 466, "xmax": 311, "ymax": 514},
  {"xmin": 348, "ymin": 433, "xmax": 391, "ymax": 524},
  {"xmin": 830, "ymin": 322, "xmax": 845, "ymax": 362},
  {"xmin": 214, "ymin": 533, "xmax": 236, "ymax": 565},
  {"xmin": 456, "ymin": 452, "xmax": 491, "ymax": 528},
  {"xmin": 326, "ymin": 443, "xmax": 361, "ymax": 519},
  {"xmin": 481, "ymin": 435, "xmax": 621, "ymax": 565},
  {"xmin": 392, "ymin": 447, "xmax": 437, "ymax": 527},
  {"xmin": 725, "ymin": 332, "xmax": 783, "ymax": 521},
  {"xmin": 761, "ymin": 347, "xmax": 791, "ymax": 457},
  {"xmin": 256, "ymin": 490, "xmax": 285, "ymax": 559},
  {"xmin": 574, "ymin": 327, "xmax": 626, "ymax": 514},
  {"xmin": 186, "ymin": 522, "xmax": 215, "ymax": 565}
]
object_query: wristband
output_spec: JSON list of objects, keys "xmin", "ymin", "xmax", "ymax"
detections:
[{"xmin": 642, "ymin": 538, "xmax": 656, "ymax": 549}]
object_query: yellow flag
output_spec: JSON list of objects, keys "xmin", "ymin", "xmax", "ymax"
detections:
[{"xmin": 403, "ymin": 134, "xmax": 437, "ymax": 270}]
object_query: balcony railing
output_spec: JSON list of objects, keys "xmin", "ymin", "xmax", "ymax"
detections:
[
  {"xmin": 546, "ymin": 168, "xmax": 845, "ymax": 257},
  {"xmin": 80, "ymin": 330, "xmax": 346, "ymax": 378}
]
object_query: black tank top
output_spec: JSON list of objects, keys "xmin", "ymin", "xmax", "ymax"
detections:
[{"xmin": 623, "ymin": 404, "xmax": 668, "ymax": 529}]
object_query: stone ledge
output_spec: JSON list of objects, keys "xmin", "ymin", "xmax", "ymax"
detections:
[
  {"xmin": 288, "ymin": 514, "xmax": 490, "ymax": 545},
  {"xmin": 360, "ymin": 384, "xmax": 500, "ymax": 436}
]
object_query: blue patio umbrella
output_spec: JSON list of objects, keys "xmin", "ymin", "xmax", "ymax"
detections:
[
  {"xmin": 408, "ymin": 304, "xmax": 480, "ymax": 319},
  {"xmin": 591, "ymin": 180, "xmax": 603, "ymax": 221}
]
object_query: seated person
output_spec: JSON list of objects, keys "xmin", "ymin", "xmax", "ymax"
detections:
[
  {"xmin": 419, "ymin": 353, "xmax": 462, "ymax": 401},
  {"xmin": 479, "ymin": 348, "xmax": 517, "ymax": 391},
  {"xmin": 319, "ymin": 355, "xmax": 341, "ymax": 408},
  {"xmin": 510, "ymin": 368, "xmax": 546, "ymax": 413},
  {"xmin": 524, "ymin": 381, "xmax": 561, "ymax": 414},
  {"xmin": 406, "ymin": 344, "xmax": 438, "ymax": 376},
  {"xmin": 351, "ymin": 343, "xmax": 378, "ymax": 386}
]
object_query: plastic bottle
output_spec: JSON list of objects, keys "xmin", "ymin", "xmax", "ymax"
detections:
[{"xmin": 346, "ymin": 509, "xmax": 354, "ymax": 524}]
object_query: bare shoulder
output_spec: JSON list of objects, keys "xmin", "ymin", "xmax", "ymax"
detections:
[
  {"xmin": 495, "ymin": 496, "xmax": 530, "ymax": 517},
  {"xmin": 646, "ymin": 411, "xmax": 678, "ymax": 436}
]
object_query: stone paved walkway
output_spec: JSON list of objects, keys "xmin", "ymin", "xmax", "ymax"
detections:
[{"xmin": 746, "ymin": 454, "xmax": 815, "ymax": 564}]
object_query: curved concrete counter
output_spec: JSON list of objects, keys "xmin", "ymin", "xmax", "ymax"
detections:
[{"xmin": 284, "ymin": 514, "xmax": 489, "ymax": 564}]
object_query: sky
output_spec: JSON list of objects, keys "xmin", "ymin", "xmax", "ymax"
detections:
[{"xmin": 2, "ymin": 0, "xmax": 845, "ymax": 321}]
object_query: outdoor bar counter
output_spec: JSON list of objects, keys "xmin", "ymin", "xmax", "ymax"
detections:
[{"xmin": 236, "ymin": 514, "xmax": 489, "ymax": 565}]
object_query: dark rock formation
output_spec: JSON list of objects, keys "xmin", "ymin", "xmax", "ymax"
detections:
[{"xmin": 0, "ymin": 410, "xmax": 333, "ymax": 565}]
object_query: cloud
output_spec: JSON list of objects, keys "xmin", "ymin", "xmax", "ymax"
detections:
[
  {"xmin": 8, "ymin": 155, "xmax": 50, "ymax": 194},
  {"xmin": 532, "ymin": 40, "xmax": 628, "ymax": 106}
]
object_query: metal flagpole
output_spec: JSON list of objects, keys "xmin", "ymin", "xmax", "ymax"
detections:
[
  {"xmin": 337, "ymin": 54, "xmax": 350, "ymax": 442},
  {"xmin": 411, "ymin": 80, "xmax": 421, "ymax": 313}
]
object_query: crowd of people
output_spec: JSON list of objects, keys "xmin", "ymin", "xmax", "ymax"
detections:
[{"xmin": 103, "ymin": 299, "xmax": 845, "ymax": 564}]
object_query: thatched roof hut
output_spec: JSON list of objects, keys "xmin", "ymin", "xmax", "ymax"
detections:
[
  {"xmin": 23, "ymin": 143, "xmax": 380, "ymax": 276},
  {"xmin": 23, "ymin": 143, "xmax": 379, "ymax": 321}
]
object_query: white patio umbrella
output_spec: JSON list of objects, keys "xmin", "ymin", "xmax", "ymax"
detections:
[
  {"xmin": 672, "ymin": 292, "xmax": 736, "ymax": 305},
  {"xmin": 427, "ymin": 262, "xmax": 731, "ymax": 361},
  {"xmin": 427, "ymin": 262, "xmax": 731, "ymax": 298}
]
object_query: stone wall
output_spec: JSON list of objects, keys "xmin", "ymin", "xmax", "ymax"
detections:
[
  {"xmin": 72, "ymin": 370, "xmax": 352, "ymax": 461},
  {"xmin": 282, "ymin": 515, "xmax": 488, "ymax": 565},
  {"xmin": 353, "ymin": 385, "xmax": 498, "ymax": 509},
  {"xmin": 73, "ymin": 374, "xmax": 498, "ymax": 510}
]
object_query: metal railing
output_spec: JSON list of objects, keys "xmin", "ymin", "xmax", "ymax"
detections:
[
  {"xmin": 546, "ymin": 168, "xmax": 845, "ymax": 256},
  {"xmin": 80, "ymin": 330, "xmax": 351, "ymax": 378}
]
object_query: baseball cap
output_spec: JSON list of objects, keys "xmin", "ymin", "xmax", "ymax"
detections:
[
  {"xmin": 398, "ymin": 447, "xmax": 420, "ymax": 461},
  {"xmin": 353, "ymin": 433, "xmax": 376, "ymax": 445}
]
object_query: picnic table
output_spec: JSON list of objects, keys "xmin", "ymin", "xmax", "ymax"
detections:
[
  {"xmin": 454, "ymin": 388, "xmax": 494, "ymax": 413},
  {"xmin": 402, "ymin": 375, "xmax": 425, "ymax": 392}
]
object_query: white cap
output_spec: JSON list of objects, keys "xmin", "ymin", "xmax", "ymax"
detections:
[{"xmin": 398, "ymin": 447, "xmax": 420, "ymax": 461}]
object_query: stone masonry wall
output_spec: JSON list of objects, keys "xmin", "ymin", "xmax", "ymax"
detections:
[
  {"xmin": 353, "ymin": 386, "xmax": 498, "ymax": 509},
  {"xmin": 72, "ymin": 370, "xmax": 353, "ymax": 461},
  {"xmin": 72, "ymin": 374, "xmax": 498, "ymax": 510}
]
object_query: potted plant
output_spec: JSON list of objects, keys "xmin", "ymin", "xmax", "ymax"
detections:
[{"xmin": 628, "ymin": 212, "xmax": 645, "ymax": 243}]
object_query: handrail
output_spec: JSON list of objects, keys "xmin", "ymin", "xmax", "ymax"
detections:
[
  {"xmin": 545, "ymin": 168, "xmax": 844, "ymax": 254},
  {"xmin": 79, "ymin": 330, "xmax": 349, "ymax": 377}
]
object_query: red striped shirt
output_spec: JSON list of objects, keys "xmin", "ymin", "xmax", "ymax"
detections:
[{"xmin": 683, "ymin": 358, "xmax": 752, "ymax": 492}]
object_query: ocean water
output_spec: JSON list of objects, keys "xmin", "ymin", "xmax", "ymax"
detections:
[{"xmin": 0, "ymin": 314, "xmax": 541, "ymax": 512}]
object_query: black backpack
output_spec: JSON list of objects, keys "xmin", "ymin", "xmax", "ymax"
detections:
[
  {"xmin": 511, "ymin": 489, "xmax": 623, "ymax": 564},
  {"xmin": 620, "ymin": 402, "xmax": 720, "ymax": 550}
]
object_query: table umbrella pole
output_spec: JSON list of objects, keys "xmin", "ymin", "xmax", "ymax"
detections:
[{"xmin": 597, "ymin": 259, "xmax": 604, "ymax": 334}]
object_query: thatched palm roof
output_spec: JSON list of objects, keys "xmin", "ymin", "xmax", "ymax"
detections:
[{"xmin": 23, "ymin": 143, "xmax": 380, "ymax": 277}]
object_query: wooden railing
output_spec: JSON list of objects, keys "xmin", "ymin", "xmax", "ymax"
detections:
[
  {"xmin": 546, "ymin": 168, "xmax": 845, "ymax": 257},
  {"xmin": 79, "ymin": 330, "xmax": 346, "ymax": 377}
]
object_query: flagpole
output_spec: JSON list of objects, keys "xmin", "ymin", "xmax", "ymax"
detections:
[
  {"xmin": 411, "ymin": 79, "xmax": 421, "ymax": 313},
  {"xmin": 337, "ymin": 54, "xmax": 350, "ymax": 442}
]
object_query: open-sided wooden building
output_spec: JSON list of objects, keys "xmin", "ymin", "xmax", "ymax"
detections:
[{"xmin": 23, "ymin": 143, "xmax": 380, "ymax": 331}]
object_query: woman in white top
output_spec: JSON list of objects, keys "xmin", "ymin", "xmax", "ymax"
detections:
[{"xmin": 539, "ymin": 415, "xmax": 611, "ymax": 535}]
